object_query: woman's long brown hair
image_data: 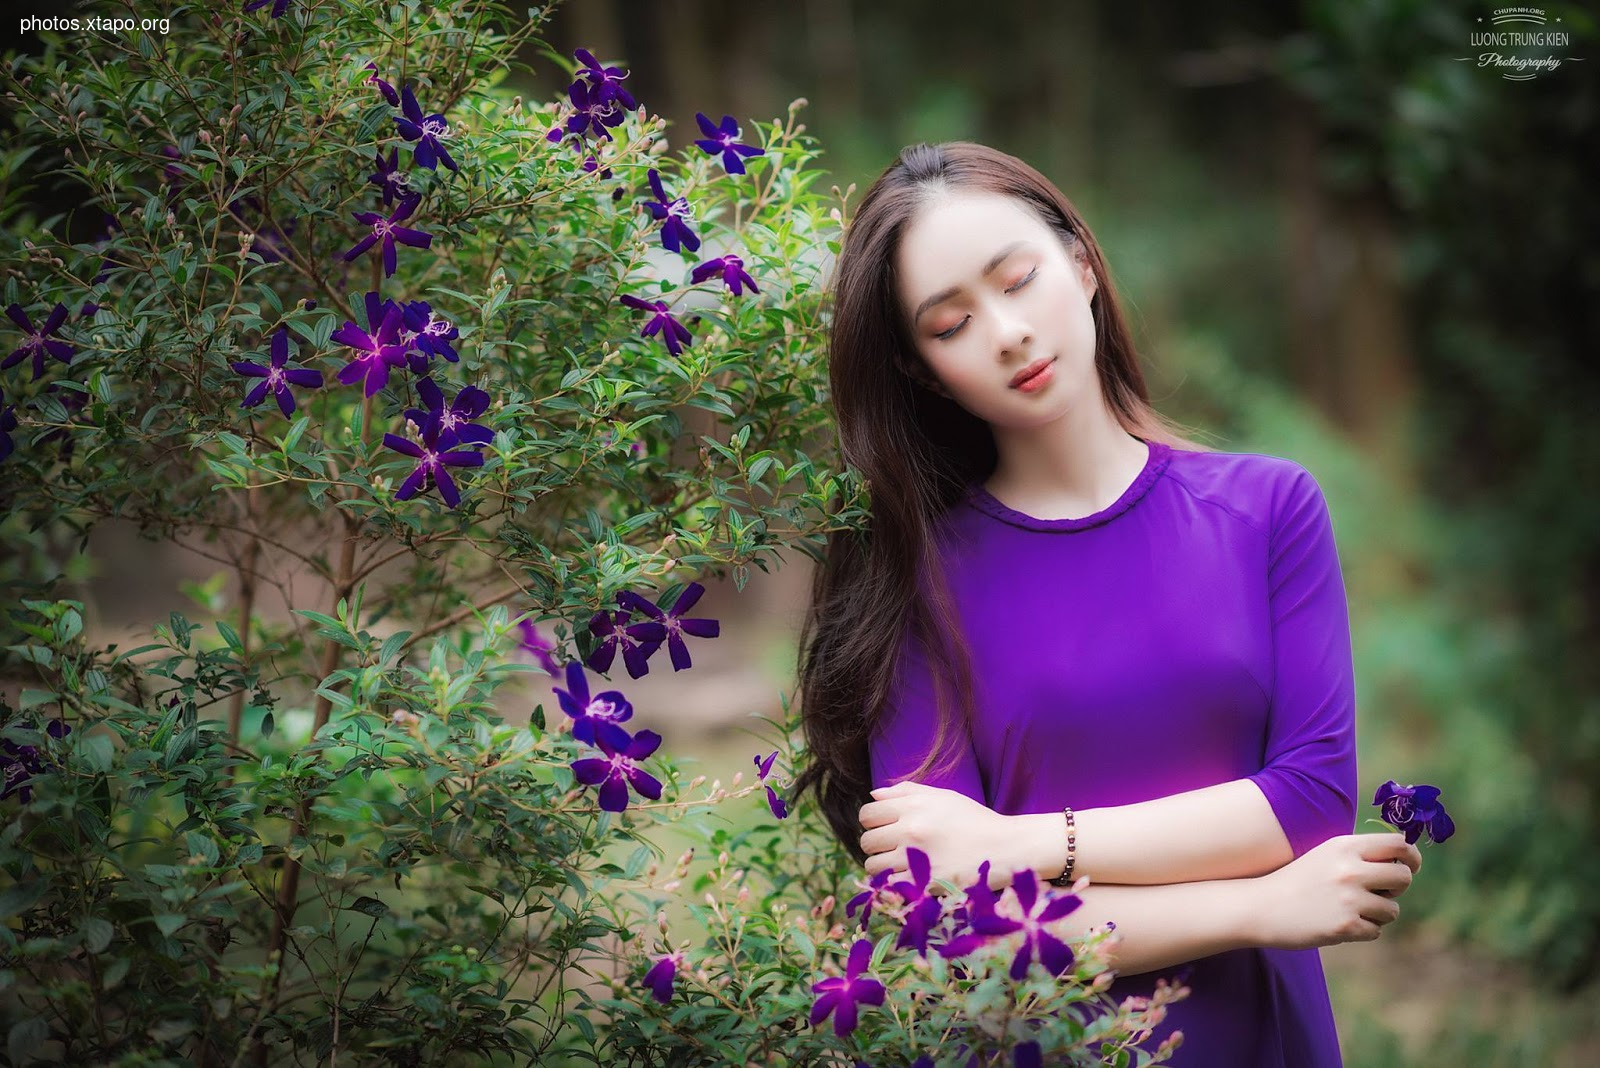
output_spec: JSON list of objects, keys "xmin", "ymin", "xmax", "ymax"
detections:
[{"xmin": 792, "ymin": 141, "xmax": 1213, "ymax": 864}]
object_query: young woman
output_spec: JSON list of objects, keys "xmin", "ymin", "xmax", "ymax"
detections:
[{"xmin": 792, "ymin": 142, "xmax": 1422, "ymax": 1067}]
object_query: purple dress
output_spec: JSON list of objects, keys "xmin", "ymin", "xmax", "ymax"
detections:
[{"xmin": 869, "ymin": 438, "xmax": 1355, "ymax": 1067}]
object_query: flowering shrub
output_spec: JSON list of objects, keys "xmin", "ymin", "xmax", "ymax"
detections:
[
  {"xmin": 0, "ymin": 2, "xmax": 1183, "ymax": 1064},
  {"xmin": 589, "ymin": 812, "xmax": 1189, "ymax": 1067}
]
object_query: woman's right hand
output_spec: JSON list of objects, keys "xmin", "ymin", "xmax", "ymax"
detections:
[{"xmin": 1250, "ymin": 833, "xmax": 1421, "ymax": 951}]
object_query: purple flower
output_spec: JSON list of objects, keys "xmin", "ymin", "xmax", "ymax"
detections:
[
  {"xmin": 615, "ymin": 581, "xmax": 720, "ymax": 672},
  {"xmin": 844, "ymin": 848, "xmax": 939, "ymax": 955},
  {"xmin": 405, "ymin": 378, "xmax": 493, "ymax": 447},
  {"xmin": 641, "ymin": 949, "xmax": 684, "ymax": 1004},
  {"xmin": 585, "ymin": 605, "xmax": 667, "ymax": 679},
  {"xmin": 546, "ymin": 78, "xmax": 625, "ymax": 146},
  {"xmin": 395, "ymin": 83, "xmax": 459, "ymax": 173},
  {"xmin": 553, "ymin": 660, "xmax": 636, "ymax": 751},
  {"xmin": 343, "ymin": 197, "xmax": 433, "ymax": 279},
  {"xmin": 382, "ymin": 419, "xmax": 484, "ymax": 509},
  {"xmin": 368, "ymin": 146, "xmax": 417, "ymax": 210},
  {"xmin": 332, "ymin": 301, "xmax": 408, "ymax": 397},
  {"xmin": 943, "ymin": 860, "xmax": 1001, "ymax": 935},
  {"xmin": 400, "ymin": 300, "xmax": 460, "ymax": 370},
  {"xmin": 363, "ymin": 61, "xmax": 401, "ymax": 107},
  {"xmin": 690, "ymin": 254, "xmax": 758, "ymax": 297},
  {"xmin": 886, "ymin": 848, "xmax": 943, "ymax": 958},
  {"xmin": 516, "ymin": 618, "xmax": 560, "ymax": 677},
  {"xmin": 938, "ymin": 869, "xmax": 1081, "ymax": 981},
  {"xmin": 642, "ymin": 169, "xmax": 699, "ymax": 255},
  {"xmin": 4, "ymin": 303, "xmax": 75, "ymax": 381},
  {"xmin": 1, "ymin": 719, "xmax": 71, "ymax": 804},
  {"xmin": 618, "ymin": 295, "xmax": 693, "ymax": 357},
  {"xmin": 1373, "ymin": 780, "xmax": 1455, "ymax": 845},
  {"xmin": 243, "ymin": 0, "xmax": 292, "ymax": 17},
  {"xmin": 810, "ymin": 938, "xmax": 886, "ymax": 1039},
  {"xmin": 693, "ymin": 113, "xmax": 765, "ymax": 176},
  {"xmin": 1013, "ymin": 1042, "xmax": 1041, "ymax": 1068},
  {"xmin": 570, "ymin": 726, "xmax": 664, "ymax": 813},
  {"xmin": 231, "ymin": 326, "xmax": 322, "ymax": 417},
  {"xmin": 754, "ymin": 750, "xmax": 789, "ymax": 820},
  {"xmin": 574, "ymin": 48, "xmax": 637, "ymax": 111},
  {"xmin": 0, "ymin": 389, "xmax": 17, "ymax": 463},
  {"xmin": 845, "ymin": 867, "xmax": 894, "ymax": 929}
]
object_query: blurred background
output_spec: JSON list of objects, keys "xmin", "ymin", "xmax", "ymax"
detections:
[{"xmin": 7, "ymin": 0, "xmax": 1598, "ymax": 1064}]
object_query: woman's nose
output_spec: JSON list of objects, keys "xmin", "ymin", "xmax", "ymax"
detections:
[{"xmin": 993, "ymin": 310, "xmax": 1033, "ymax": 356}]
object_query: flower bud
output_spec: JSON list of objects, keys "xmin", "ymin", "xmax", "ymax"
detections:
[
  {"xmin": 730, "ymin": 771, "xmax": 743, "ymax": 788},
  {"xmin": 735, "ymin": 886, "xmax": 749, "ymax": 905},
  {"xmin": 717, "ymin": 851, "xmax": 729, "ymax": 867},
  {"xmin": 657, "ymin": 910, "xmax": 669, "ymax": 934},
  {"xmin": 661, "ymin": 880, "xmax": 680, "ymax": 892},
  {"xmin": 198, "ymin": 129, "xmax": 211, "ymax": 145}
]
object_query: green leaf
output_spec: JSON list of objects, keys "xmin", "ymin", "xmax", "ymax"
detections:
[
  {"xmin": 81, "ymin": 733, "xmax": 115, "ymax": 773},
  {"xmin": 378, "ymin": 630, "xmax": 412, "ymax": 666},
  {"xmin": 0, "ymin": 880, "xmax": 48, "ymax": 920},
  {"xmin": 185, "ymin": 832, "xmax": 220, "ymax": 867},
  {"xmin": 349, "ymin": 896, "xmax": 389, "ymax": 918},
  {"xmin": 8, "ymin": 1016, "xmax": 48, "ymax": 1066},
  {"xmin": 81, "ymin": 917, "xmax": 114, "ymax": 954},
  {"xmin": 53, "ymin": 608, "xmax": 82, "ymax": 645},
  {"xmin": 281, "ymin": 415, "xmax": 310, "ymax": 456}
]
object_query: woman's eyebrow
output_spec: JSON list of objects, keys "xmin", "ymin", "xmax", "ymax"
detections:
[{"xmin": 912, "ymin": 240, "xmax": 1033, "ymax": 326}]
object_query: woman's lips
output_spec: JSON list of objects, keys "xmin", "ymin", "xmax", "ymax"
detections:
[{"xmin": 1010, "ymin": 357, "xmax": 1056, "ymax": 390}]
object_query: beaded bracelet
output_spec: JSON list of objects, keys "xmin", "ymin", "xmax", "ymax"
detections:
[{"xmin": 1050, "ymin": 805, "xmax": 1077, "ymax": 888}]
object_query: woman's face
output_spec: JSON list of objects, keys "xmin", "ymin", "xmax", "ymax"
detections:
[{"xmin": 893, "ymin": 191, "xmax": 1099, "ymax": 428}]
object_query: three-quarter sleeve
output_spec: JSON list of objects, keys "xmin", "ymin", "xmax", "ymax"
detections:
[
  {"xmin": 1246, "ymin": 466, "xmax": 1359, "ymax": 859},
  {"xmin": 868, "ymin": 625, "xmax": 988, "ymax": 803}
]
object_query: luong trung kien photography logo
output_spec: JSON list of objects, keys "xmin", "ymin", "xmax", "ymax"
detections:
[{"xmin": 1459, "ymin": 7, "xmax": 1584, "ymax": 81}]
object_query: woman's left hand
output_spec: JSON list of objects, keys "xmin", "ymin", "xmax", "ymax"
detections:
[{"xmin": 858, "ymin": 780, "xmax": 1031, "ymax": 892}]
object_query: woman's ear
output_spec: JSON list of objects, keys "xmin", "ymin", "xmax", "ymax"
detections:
[
  {"xmin": 916, "ymin": 369, "xmax": 953, "ymax": 400},
  {"xmin": 906, "ymin": 359, "xmax": 952, "ymax": 399},
  {"xmin": 1077, "ymin": 258, "xmax": 1098, "ymax": 302}
]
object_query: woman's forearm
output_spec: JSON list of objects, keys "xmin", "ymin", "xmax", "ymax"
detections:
[
  {"xmin": 1052, "ymin": 876, "xmax": 1266, "ymax": 978},
  {"xmin": 1014, "ymin": 779, "xmax": 1296, "ymax": 886}
]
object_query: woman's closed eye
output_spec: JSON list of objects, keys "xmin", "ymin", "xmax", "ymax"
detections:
[{"xmin": 933, "ymin": 267, "xmax": 1039, "ymax": 341}]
